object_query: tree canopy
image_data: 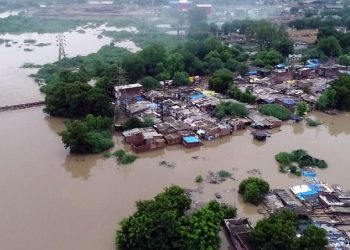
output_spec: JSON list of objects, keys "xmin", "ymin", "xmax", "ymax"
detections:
[
  {"xmin": 116, "ymin": 185, "xmax": 237, "ymax": 250},
  {"xmin": 60, "ymin": 114, "xmax": 114, "ymax": 154},
  {"xmin": 316, "ymin": 75, "xmax": 350, "ymax": 111},
  {"xmin": 251, "ymin": 210, "xmax": 328, "ymax": 250},
  {"xmin": 44, "ymin": 81, "xmax": 113, "ymax": 118},
  {"xmin": 238, "ymin": 177, "xmax": 270, "ymax": 205},
  {"xmin": 214, "ymin": 101, "xmax": 249, "ymax": 119}
]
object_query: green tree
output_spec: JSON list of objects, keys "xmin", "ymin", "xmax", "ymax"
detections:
[
  {"xmin": 214, "ymin": 101, "xmax": 248, "ymax": 119},
  {"xmin": 317, "ymin": 36, "xmax": 342, "ymax": 58},
  {"xmin": 339, "ymin": 55, "xmax": 350, "ymax": 66},
  {"xmin": 116, "ymin": 186, "xmax": 236, "ymax": 250},
  {"xmin": 172, "ymin": 71, "xmax": 190, "ymax": 86},
  {"xmin": 141, "ymin": 76, "xmax": 161, "ymax": 90},
  {"xmin": 316, "ymin": 75, "xmax": 350, "ymax": 111},
  {"xmin": 296, "ymin": 102, "xmax": 309, "ymax": 116},
  {"xmin": 60, "ymin": 115, "xmax": 113, "ymax": 154},
  {"xmin": 228, "ymin": 85, "xmax": 256, "ymax": 104},
  {"xmin": 123, "ymin": 54, "xmax": 145, "ymax": 81},
  {"xmin": 208, "ymin": 68, "xmax": 233, "ymax": 93},
  {"xmin": 251, "ymin": 210, "xmax": 298, "ymax": 250},
  {"xmin": 140, "ymin": 43, "xmax": 166, "ymax": 76},
  {"xmin": 298, "ymin": 225, "xmax": 328, "ymax": 250},
  {"xmin": 253, "ymin": 49, "xmax": 283, "ymax": 67},
  {"xmin": 44, "ymin": 82, "xmax": 113, "ymax": 118},
  {"xmin": 238, "ymin": 177, "xmax": 270, "ymax": 205},
  {"xmin": 273, "ymin": 38, "xmax": 294, "ymax": 57},
  {"xmin": 165, "ymin": 52, "xmax": 185, "ymax": 76}
]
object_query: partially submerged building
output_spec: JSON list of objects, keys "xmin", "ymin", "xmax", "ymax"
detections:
[{"xmin": 224, "ymin": 218, "xmax": 254, "ymax": 250}]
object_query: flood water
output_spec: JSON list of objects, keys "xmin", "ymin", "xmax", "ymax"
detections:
[
  {"xmin": 0, "ymin": 25, "xmax": 141, "ymax": 106},
  {"xmin": 0, "ymin": 107, "xmax": 349, "ymax": 250},
  {"xmin": 0, "ymin": 16, "xmax": 349, "ymax": 250}
]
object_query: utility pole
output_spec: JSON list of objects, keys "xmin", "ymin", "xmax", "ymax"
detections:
[
  {"xmin": 113, "ymin": 62, "xmax": 128, "ymax": 123},
  {"xmin": 56, "ymin": 34, "xmax": 67, "ymax": 62}
]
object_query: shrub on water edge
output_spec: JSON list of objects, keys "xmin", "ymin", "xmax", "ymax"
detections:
[
  {"xmin": 305, "ymin": 118, "xmax": 322, "ymax": 127},
  {"xmin": 120, "ymin": 154, "xmax": 138, "ymax": 164},
  {"xmin": 114, "ymin": 150, "xmax": 126, "ymax": 158},
  {"xmin": 218, "ymin": 170, "xmax": 232, "ymax": 178},
  {"xmin": 195, "ymin": 175, "xmax": 203, "ymax": 183},
  {"xmin": 102, "ymin": 151, "xmax": 112, "ymax": 158}
]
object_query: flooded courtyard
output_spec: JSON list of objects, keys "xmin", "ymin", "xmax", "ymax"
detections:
[{"xmin": 0, "ymin": 107, "xmax": 349, "ymax": 250}]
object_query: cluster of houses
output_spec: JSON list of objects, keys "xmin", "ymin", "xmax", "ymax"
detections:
[
  {"xmin": 225, "ymin": 172, "xmax": 350, "ymax": 250},
  {"xmin": 114, "ymin": 59, "xmax": 350, "ymax": 152}
]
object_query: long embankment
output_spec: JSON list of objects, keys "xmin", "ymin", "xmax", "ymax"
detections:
[{"xmin": 0, "ymin": 101, "xmax": 45, "ymax": 112}]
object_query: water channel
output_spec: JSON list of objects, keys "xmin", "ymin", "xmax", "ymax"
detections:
[{"xmin": 0, "ymin": 19, "xmax": 349, "ymax": 250}]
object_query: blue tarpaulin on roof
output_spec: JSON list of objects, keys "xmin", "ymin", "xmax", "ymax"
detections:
[
  {"xmin": 246, "ymin": 70, "xmax": 257, "ymax": 76},
  {"xmin": 302, "ymin": 171, "xmax": 316, "ymax": 177},
  {"xmin": 190, "ymin": 93, "xmax": 204, "ymax": 100},
  {"xmin": 283, "ymin": 99, "xmax": 296, "ymax": 106},
  {"xmin": 183, "ymin": 136, "xmax": 200, "ymax": 143}
]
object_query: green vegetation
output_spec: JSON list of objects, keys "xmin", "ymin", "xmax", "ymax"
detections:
[
  {"xmin": 214, "ymin": 101, "xmax": 248, "ymax": 119},
  {"xmin": 259, "ymin": 104, "xmax": 291, "ymax": 121},
  {"xmin": 140, "ymin": 76, "xmax": 161, "ymax": 90},
  {"xmin": 209, "ymin": 69, "xmax": 233, "ymax": 93},
  {"xmin": 217, "ymin": 170, "xmax": 232, "ymax": 179},
  {"xmin": 36, "ymin": 45, "xmax": 131, "ymax": 85},
  {"xmin": 0, "ymin": 16, "xmax": 85, "ymax": 34},
  {"xmin": 238, "ymin": 177, "xmax": 270, "ymax": 205},
  {"xmin": 44, "ymin": 81, "xmax": 113, "ymax": 118},
  {"xmin": 114, "ymin": 150, "xmax": 137, "ymax": 164},
  {"xmin": 275, "ymin": 149, "xmax": 328, "ymax": 176},
  {"xmin": 116, "ymin": 185, "xmax": 236, "ymax": 250},
  {"xmin": 228, "ymin": 85, "xmax": 256, "ymax": 104},
  {"xmin": 102, "ymin": 151, "xmax": 112, "ymax": 158},
  {"xmin": 252, "ymin": 49, "xmax": 283, "ymax": 68},
  {"xmin": 172, "ymin": 71, "xmax": 190, "ymax": 86},
  {"xmin": 305, "ymin": 118, "xmax": 322, "ymax": 127},
  {"xmin": 316, "ymin": 75, "xmax": 350, "ymax": 111},
  {"xmin": 123, "ymin": 117, "xmax": 154, "ymax": 131},
  {"xmin": 60, "ymin": 114, "xmax": 114, "ymax": 154},
  {"xmin": 295, "ymin": 102, "xmax": 309, "ymax": 116},
  {"xmin": 195, "ymin": 175, "xmax": 203, "ymax": 183},
  {"xmin": 251, "ymin": 210, "xmax": 328, "ymax": 250}
]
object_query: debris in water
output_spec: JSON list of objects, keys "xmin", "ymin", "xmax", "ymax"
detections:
[
  {"xmin": 215, "ymin": 193, "xmax": 222, "ymax": 199},
  {"xmin": 159, "ymin": 160, "xmax": 176, "ymax": 168},
  {"xmin": 247, "ymin": 169, "xmax": 262, "ymax": 176}
]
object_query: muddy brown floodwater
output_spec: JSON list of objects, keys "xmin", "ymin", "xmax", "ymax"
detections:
[{"xmin": 0, "ymin": 108, "xmax": 349, "ymax": 250}]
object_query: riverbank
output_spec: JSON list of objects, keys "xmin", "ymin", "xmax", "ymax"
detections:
[{"xmin": 0, "ymin": 108, "xmax": 349, "ymax": 250}]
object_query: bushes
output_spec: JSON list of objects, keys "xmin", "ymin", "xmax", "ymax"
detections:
[
  {"xmin": 305, "ymin": 118, "xmax": 322, "ymax": 127},
  {"xmin": 275, "ymin": 149, "xmax": 328, "ymax": 175},
  {"xmin": 259, "ymin": 104, "xmax": 291, "ymax": 121},
  {"xmin": 214, "ymin": 101, "xmax": 249, "ymax": 119},
  {"xmin": 124, "ymin": 117, "xmax": 154, "ymax": 130},
  {"xmin": 114, "ymin": 150, "xmax": 137, "ymax": 164},
  {"xmin": 238, "ymin": 177, "xmax": 270, "ymax": 205},
  {"xmin": 195, "ymin": 175, "xmax": 203, "ymax": 183}
]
